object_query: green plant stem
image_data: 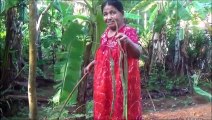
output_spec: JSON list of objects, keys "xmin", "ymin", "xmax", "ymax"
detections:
[{"xmin": 57, "ymin": 73, "xmax": 88, "ymax": 119}]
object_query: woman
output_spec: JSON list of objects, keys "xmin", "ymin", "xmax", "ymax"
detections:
[{"xmin": 84, "ymin": 0, "xmax": 142, "ymax": 119}]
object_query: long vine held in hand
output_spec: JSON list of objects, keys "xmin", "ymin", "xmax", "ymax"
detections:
[
  {"xmin": 57, "ymin": 72, "xmax": 88, "ymax": 119},
  {"xmin": 114, "ymin": 19, "xmax": 128, "ymax": 120},
  {"xmin": 109, "ymin": 54, "xmax": 116, "ymax": 118}
]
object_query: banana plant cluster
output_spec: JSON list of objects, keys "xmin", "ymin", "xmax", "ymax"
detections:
[
  {"xmin": 129, "ymin": 0, "xmax": 211, "ymax": 72},
  {"xmin": 52, "ymin": 0, "xmax": 106, "ymax": 106}
]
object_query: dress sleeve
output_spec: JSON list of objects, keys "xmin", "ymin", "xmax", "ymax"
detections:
[
  {"xmin": 100, "ymin": 29, "xmax": 108, "ymax": 45},
  {"xmin": 125, "ymin": 27, "xmax": 139, "ymax": 44}
]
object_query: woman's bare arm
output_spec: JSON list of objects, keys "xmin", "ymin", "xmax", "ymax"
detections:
[{"xmin": 116, "ymin": 33, "xmax": 142, "ymax": 58}]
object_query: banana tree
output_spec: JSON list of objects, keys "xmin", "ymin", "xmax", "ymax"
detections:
[
  {"xmin": 129, "ymin": 0, "xmax": 169, "ymax": 74},
  {"xmin": 52, "ymin": 0, "xmax": 105, "ymax": 118},
  {"xmin": 129, "ymin": 0, "xmax": 211, "ymax": 74},
  {"xmin": 70, "ymin": 1, "xmax": 106, "ymax": 117}
]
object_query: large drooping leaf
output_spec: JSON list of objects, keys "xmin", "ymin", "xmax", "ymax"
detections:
[
  {"xmin": 0, "ymin": 0, "xmax": 5, "ymax": 13},
  {"xmin": 167, "ymin": 1, "xmax": 192, "ymax": 21},
  {"xmin": 176, "ymin": 2, "xmax": 192, "ymax": 20},
  {"xmin": 52, "ymin": 0, "xmax": 62, "ymax": 12},
  {"xmin": 58, "ymin": 1, "xmax": 86, "ymax": 27},
  {"xmin": 154, "ymin": 10, "xmax": 167, "ymax": 32},
  {"xmin": 192, "ymin": 74, "xmax": 212, "ymax": 101},
  {"xmin": 198, "ymin": 0, "xmax": 211, "ymax": 2},
  {"xmin": 193, "ymin": 85, "xmax": 212, "ymax": 101},
  {"xmin": 129, "ymin": 0, "xmax": 154, "ymax": 13},
  {"xmin": 0, "ymin": 0, "xmax": 19, "ymax": 14},
  {"xmin": 62, "ymin": 15, "xmax": 89, "ymax": 26},
  {"xmin": 148, "ymin": 5, "xmax": 158, "ymax": 25},
  {"xmin": 125, "ymin": 13, "xmax": 140, "ymax": 20},
  {"xmin": 53, "ymin": 22, "xmax": 85, "ymax": 104},
  {"xmin": 59, "ymin": 1, "xmax": 73, "ymax": 17},
  {"xmin": 92, "ymin": 7, "xmax": 106, "ymax": 53},
  {"xmin": 190, "ymin": 1, "xmax": 209, "ymax": 20},
  {"xmin": 141, "ymin": 1, "xmax": 157, "ymax": 12}
]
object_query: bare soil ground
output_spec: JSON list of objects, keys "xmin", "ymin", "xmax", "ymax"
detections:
[
  {"xmin": 143, "ymin": 103, "xmax": 211, "ymax": 119},
  {"xmin": 4, "ymin": 81, "xmax": 211, "ymax": 120},
  {"xmin": 142, "ymin": 94, "xmax": 211, "ymax": 120}
]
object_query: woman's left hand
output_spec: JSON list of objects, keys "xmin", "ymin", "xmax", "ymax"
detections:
[{"xmin": 115, "ymin": 33, "xmax": 129, "ymax": 45}]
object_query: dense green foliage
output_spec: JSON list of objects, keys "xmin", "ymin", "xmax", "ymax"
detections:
[{"xmin": 0, "ymin": 0, "xmax": 211, "ymax": 119}]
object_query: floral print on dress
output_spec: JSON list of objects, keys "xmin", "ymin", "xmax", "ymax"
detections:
[{"xmin": 94, "ymin": 25, "xmax": 142, "ymax": 120}]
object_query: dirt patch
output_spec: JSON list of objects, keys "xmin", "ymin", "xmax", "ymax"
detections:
[
  {"xmin": 143, "ymin": 103, "xmax": 212, "ymax": 119},
  {"xmin": 142, "ymin": 94, "xmax": 211, "ymax": 120}
]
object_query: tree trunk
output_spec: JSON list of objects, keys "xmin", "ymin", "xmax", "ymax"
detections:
[
  {"xmin": 15, "ymin": 9, "xmax": 24, "ymax": 77},
  {"xmin": 0, "ymin": 8, "xmax": 16, "ymax": 90},
  {"xmin": 28, "ymin": 0, "xmax": 38, "ymax": 119},
  {"xmin": 149, "ymin": 4, "xmax": 167, "ymax": 74},
  {"xmin": 16, "ymin": 22, "xmax": 24, "ymax": 75},
  {"xmin": 149, "ymin": 27, "xmax": 167, "ymax": 74},
  {"xmin": 174, "ymin": 22, "xmax": 181, "ymax": 74}
]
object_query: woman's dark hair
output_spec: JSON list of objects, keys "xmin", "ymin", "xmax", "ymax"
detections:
[{"xmin": 101, "ymin": 0, "xmax": 124, "ymax": 14}]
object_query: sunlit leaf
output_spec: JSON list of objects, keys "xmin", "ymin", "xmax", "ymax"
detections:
[
  {"xmin": 54, "ymin": 22, "xmax": 86, "ymax": 104},
  {"xmin": 52, "ymin": 0, "xmax": 62, "ymax": 12},
  {"xmin": 148, "ymin": 5, "xmax": 158, "ymax": 25},
  {"xmin": 0, "ymin": 0, "xmax": 19, "ymax": 13},
  {"xmin": 92, "ymin": 8, "xmax": 106, "ymax": 53},
  {"xmin": 125, "ymin": 13, "xmax": 140, "ymax": 20},
  {"xmin": 61, "ymin": 22, "xmax": 83, "ymax": 45},
  {"xmin": 194, "ymin": 85, "xmax": 212, "ymax": 101},
  {"xmin": 154, "ymin": 10, "xmax": 167, "ymax": 32},
  {"xmin": 191, "ymin": 1, "xmax": 209, "ymax": 20},
  {"xmin": 129, "ymin": 0, "xmax": 154, "ymax": 13},
  {"xmin": 62, "ymin": 15, "xmax": 89, "ymax": 26},
  {"xmin": 60, "ymin": 1, "xmax": 73, "ymax": 17}
]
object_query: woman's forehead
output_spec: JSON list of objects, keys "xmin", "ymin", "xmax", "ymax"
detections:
[{"xmin": 103, "ymin": 5, "xmax": 118, "ymax": 12}]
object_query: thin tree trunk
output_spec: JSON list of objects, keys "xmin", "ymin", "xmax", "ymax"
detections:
[
  {"xmin": 174, "ymin": 22, "xmax": 181, "ymax": 74},
  {"xmin": 28, "ymin": 0, "xmax": 38, "ymax": 119},
  {"xmin": 149, "ymin": 32, "xmax": 159, "ymax": 74},
  {"xmin": 36, "ymin": 1, "xmax": 52, "ymax": 72}
]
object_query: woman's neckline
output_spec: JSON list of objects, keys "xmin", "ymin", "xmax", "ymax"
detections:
[{"xmin": 106, "ymin": 24, "xmax": 126, "ymax": 38}]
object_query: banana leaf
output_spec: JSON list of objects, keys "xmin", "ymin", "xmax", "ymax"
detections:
[{"xmin": 53, "ymin": 22, "xmax": 85, "ymax": 104}]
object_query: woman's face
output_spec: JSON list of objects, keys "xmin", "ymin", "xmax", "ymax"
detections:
[{"xmin": 103, "ymin": 4, "xmax": 124, "ymax": 30}]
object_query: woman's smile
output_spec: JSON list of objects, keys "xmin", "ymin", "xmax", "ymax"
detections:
[{"xmin": 107, "ymin": 20, "xmax": 115, "ymax": 25}]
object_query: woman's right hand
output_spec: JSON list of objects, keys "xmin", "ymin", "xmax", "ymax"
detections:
[
  {"xmin": 84, "ymin": 65, "xmax": 91, "ymax": 74},
  {"xmin": 84, "ymin": 60, "xmax": 95, "ymax": 74}
]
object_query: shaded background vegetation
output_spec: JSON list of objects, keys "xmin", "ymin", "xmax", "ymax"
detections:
[{"xmin": 0, "ymin": 0, "xmax": 211, "ymax": 119}]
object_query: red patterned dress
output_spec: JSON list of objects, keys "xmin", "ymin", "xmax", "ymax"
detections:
[{"xmin": 93, "ymin": 25, "xmax": 142, "ymax": 120}]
